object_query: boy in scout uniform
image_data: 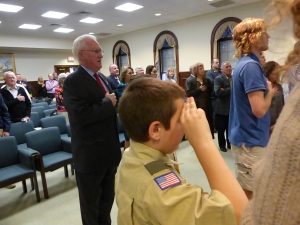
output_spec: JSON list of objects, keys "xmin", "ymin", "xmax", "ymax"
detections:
[{"xmin": 116, "ymin": 77, "xmax": 247, "ymax": 225}]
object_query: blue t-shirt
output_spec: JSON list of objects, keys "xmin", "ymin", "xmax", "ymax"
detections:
[{"xmin": 229, "ymin": 54, "xmax": 270, "ymax": 147}]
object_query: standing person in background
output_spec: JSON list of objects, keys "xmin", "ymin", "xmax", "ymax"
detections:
[
  {"xmin": 206, "ymin": 58, "xmax": 221, "ymax": 134},
  {"xmin": 214, "ymin": 62, "xmax": 232, "ymax": 152},
  {"xmin": 55, "ymin": 73, "xmax": 68, "ymax": 123},
  {"xmin": 186, "ymin": 63, "xmax": 214, "ymax": 138},
  {"xmin": 1, "ymin": 71, "xmax": 31, "ymax": 123},
  {"xmin": 36, "ymin": 76, "xmax": 48, "ymax": 100},
  {"xmin": 45, "ymin": 72, "xmax": 59, "ymax": 100},
  {"xmin": 64, "ymin": 34, "xmax": 121, "ymax": 225},
  {"xmin": 229, "ymin": 18, "xmax": 277, "ymax": 199},
  {"xmin": 145, "ymin": 65, "xmax": 158, "ymax": 78},
  {"xmin": 206, "ymin": 58, "xmax": 221, "ymax": 82},
  {"xmin": 107, "ymin": 64, "xmax": 120, "ymax": 92},
  {"xmin": 262, "ymin": 61, "xmax": 284, "ymax": 132},
  {"xmin": 163, "ymin": 67, "xmax": 177, "ymax": 83},
  {"xmin": 135, "ymin": 66, "xmax": 144, "ymax": 75},
  {"xmin": 242, "ymin": 1, "xmax": 300, "ymax": 224}
]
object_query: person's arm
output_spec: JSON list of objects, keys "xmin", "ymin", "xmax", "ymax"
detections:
[
  {"xmin": 0, "ymin": 95, "xmax": 11, "ymax": 134},
  {"xmin": 180, "ymin": 97, "xmax": 248, "ymax": 224},
  {"xmin": 248, "ymin": 80, "xmax": 277, "ymax": 118},
  {"xmin": 214, "ymin": 77, "xmax": 230, "ymax": 97}
]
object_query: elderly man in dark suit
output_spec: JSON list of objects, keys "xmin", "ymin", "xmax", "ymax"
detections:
[
  {"xmin": 64, "ymin": 34, "xmax": 121, "ymax": 225},
  {"xmin": 214, "ymin": 61, "xmax": 232, "ymax": 152}
]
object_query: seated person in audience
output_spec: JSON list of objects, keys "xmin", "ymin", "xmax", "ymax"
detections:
[
  {"xmin": 1, "ymin": 71, "xmax": 31, "ymax": 123},
  {"xmin": 36, "ymin": 76, "xmax": 48, "ymax": 99},
  {"xmin": 115, "ymin": 67, "xmax": 133, "ymax": 98},
  {"xmin": 163, "ymin": 67, "xmax": 177, "ymax": 83},
  {"xmin": 262, "ymin": 61, "xmax": 284, "ymax": 132},
  {"xmin": 116, "ymin": 77, "xmax": 248, "ymax": 225},
  {"xmin": 145, "ymin": 65, "xmax": 158, "ymax": 78}
]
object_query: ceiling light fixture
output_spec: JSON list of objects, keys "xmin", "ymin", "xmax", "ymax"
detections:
[
  {"xmin": 80, "ymin": 17, "xmax": 103, "ymax": 24},
  {"xmin": 75, "ymin": 0, "xmax": 103, "ymax": 4},
  {"xmin": 54, "ymin": 28, "xmax": 74, "ymax": 33},
  {"xmin": 117, "ymin": 24, "xmax": 123, "ymax": 27},
  {"xmin": 19, "ymin": 24, "xmax": 42, "ymax": 30},
  {"xmin": 154, "ymin": 13, "xmax": 162, "ymax": 16},
  {"xmin": 0, "ymin": 3, "xmax": 23, "ymax": 13},
  {"xmin": 42, "ymin": 11, "xmax": 69, "ymax": 19},
  {"xmin": 115, "ymin": 3, "xmax": 143, "ymax": 12}
]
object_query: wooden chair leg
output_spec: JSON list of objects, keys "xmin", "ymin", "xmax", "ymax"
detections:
[
  {"xmin": 64, "ymin": 165, "xmax": 69, "ymax": 178},
  {"xmin": 30, "ymin": 177, "xmax": 34, "ymax": 190},
  {"xmin": 71, "ymin": 163, "xmax": 74, "ymax": 175},
  {"xmin": 32, "ymin": 173, "xmax": 41, "ymax": 202},
  {"xmin": 40, "ymin": 170, "xmax": 49, "ymax": 199},
  {"xmin": 22, "ymin": 180, "xmax": 27, "ymax": 193}
]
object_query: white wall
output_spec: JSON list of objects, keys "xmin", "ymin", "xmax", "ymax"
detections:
[
  {"xmin": 100, "ymin": 1, "xmax": 269, "ymax": 72},
  {"xmin": 12, "ymin": 50, "xmax": 77, "ymax": 81}
]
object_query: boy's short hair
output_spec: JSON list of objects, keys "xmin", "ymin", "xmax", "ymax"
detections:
[{"xmin": 119, "ymin": 77, "xmax": 185, "ymax": 142}]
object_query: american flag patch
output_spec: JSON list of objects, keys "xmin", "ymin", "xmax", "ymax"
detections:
[{"xmin": 154, "ymin": 172, "xmax": 181, "ymax": 190}]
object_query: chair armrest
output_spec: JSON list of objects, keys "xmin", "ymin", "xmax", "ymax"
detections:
[
  {"xmin": 61, "ymin": 137, "xmax": 72, "ymax": 153},
  {"xmin": 18, "ymin": 147, "xmax": 40, "ymax": 169}
]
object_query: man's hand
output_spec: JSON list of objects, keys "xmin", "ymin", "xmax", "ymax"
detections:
[
  {"xmin": 105, "ymin": 93, "xmax": 117, "ymax": 107},
  {"xmin": 17, "ymin": 94, "xmax": 25, "ymax": 101},
  {"xmin": 2, "ymin": 131, "xmax": 10, "ymax": 137}
]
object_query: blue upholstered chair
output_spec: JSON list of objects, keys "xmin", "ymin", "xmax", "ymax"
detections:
[
  {"xmin": 30, "ymin": 112, "xmax": 41, "ymax": 128},
  {"xmin": 9, "ymin": 121, "xmax": 35, "ymax": 150},
  {"xmin": 31, "ymin": 106, "xmax": 46, "ymax": 119},
  {"xmin": 43, "ymin": 108, "xmax": 56, "ymax": 117},
  {"xmin": 25, "ymin": 127, "xmax": 73, "ymax": 199},
  {"xmin": 0, "ymin": 136, "xmax": 40, "ymax": 202},
  {"xmin": 31, "ymin": 102, "xmax": 48, "ymax": 109},
  {"xmin": 40, "ymin": 115, "xmax": 71, "ymax": 140}
]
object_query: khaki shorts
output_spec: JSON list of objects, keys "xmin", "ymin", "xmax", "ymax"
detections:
[{"xmin": 231, "ymin": 144, "xmax": 265, "ymax": 191}]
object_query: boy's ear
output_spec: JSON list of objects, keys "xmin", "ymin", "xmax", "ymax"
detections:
[{"xmin": 148, "ymin": 121, "xmax": 161, "ymax": 142}]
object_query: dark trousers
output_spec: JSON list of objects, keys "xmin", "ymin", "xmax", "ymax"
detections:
[
  {"xmin": 215, "ymin": 114, "xmax": 230, "ymax": 149},
  {"xmin": 75, "ymin": 166, "xmax": 117, "ymax": 225}
]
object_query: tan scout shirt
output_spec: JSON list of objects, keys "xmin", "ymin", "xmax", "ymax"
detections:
[{"xmin": 115, "ymin": 141, "xmax": 237, "ymax": 225}]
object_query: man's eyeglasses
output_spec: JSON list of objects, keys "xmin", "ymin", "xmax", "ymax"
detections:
[{"xmin": 81, "ymin": 49, "xmax": 104, "ymax": 55}]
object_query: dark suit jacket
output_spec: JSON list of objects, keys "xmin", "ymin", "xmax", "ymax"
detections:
[
  {"xmin": 0, "ymin": 94, "xmax": 11, "ymax": 132},
  {"xmin": 214, "ymin": 74, "xmax": 231, "ymax": 115},
  {"xmin": 107, "ymin": 74, "xmax": 120, "ymax": 91},
  {"xmin": 63, "ymin": 66, "xmax": 121, "ymax": 173}
]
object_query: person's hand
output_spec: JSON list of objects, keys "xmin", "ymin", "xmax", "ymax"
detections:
[
  {"xmin": 199, "ymin": 85, "xmax": 207, "ymax": 92},
  {"xmin": 2, "ymin": 131, "xmax": 10, "ymax": 137},
  {"xmin": 105, "ymin": 92, "xmax": 117, "ymax": 107},
  {"xmin": 21, "ymin": 116, "xmax": 30, "ymax": 122},
  {"xmin": 267, "ymin": 80, "xmax": 278, "ymax": 96},
  {"xmin": 180, "ymin": 97, "xmax": 212, "ymax": 148},
  {"xmin": 17, "ymin": 94, "xmax": 25, "ymax": 101}
]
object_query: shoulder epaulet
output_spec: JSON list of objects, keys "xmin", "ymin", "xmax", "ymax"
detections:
[{"xmin": 144, "ymin": 160, "xmax": 169, "ymax": 175}]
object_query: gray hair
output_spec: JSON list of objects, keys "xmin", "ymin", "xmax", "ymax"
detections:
[
  {"xmin": 221, "ymin": 61, "xmax": 231, "ymax": 70},
  {"xmin": 72, "ymin": 34, "xmax": 97, "ymax": 61},
  {"xmin": 3, "ymin": 71, "xmax": 16, "ymax": 79}
]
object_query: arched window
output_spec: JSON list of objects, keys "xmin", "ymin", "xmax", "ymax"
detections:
[
  {"xmin": 112, "ymin": 40, "xmax": 131, "ymax": 70},
  {"xmin": 211, "ymin": 17, "xmax": 241, "ymax": 67},
  {"xmin": 153, "ymin": 31, "xmax": 179, "ymax": 80}
]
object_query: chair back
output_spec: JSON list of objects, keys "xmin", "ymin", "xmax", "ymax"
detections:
[
  {"xmin": 43, "ymin": 109, "xmax": 56, "ymax": 117},
  {"xmin": 40, "ymin": 115, "xmax": 68, "ymax": 135},
  {"xmin": 31, "ymin": 106, "xmax": 45, "ymax": 119},
  {"xmin": 30, "ymin": 112, "xmax": 41, "ymax": 127},
  {"xmin": 26, "ymin": 127, "xmax": 61, "ymax": 155},
  {"xmin": 0, "ymin": 136, "xmax": 18, "ymax": 168},
  {"xmin": 31, "ymin": 102, "xmax": 48, "ymax": 108},
  {"xmin": 9, "ymin": 121, "xmax": 35, "ymax": 144}
]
